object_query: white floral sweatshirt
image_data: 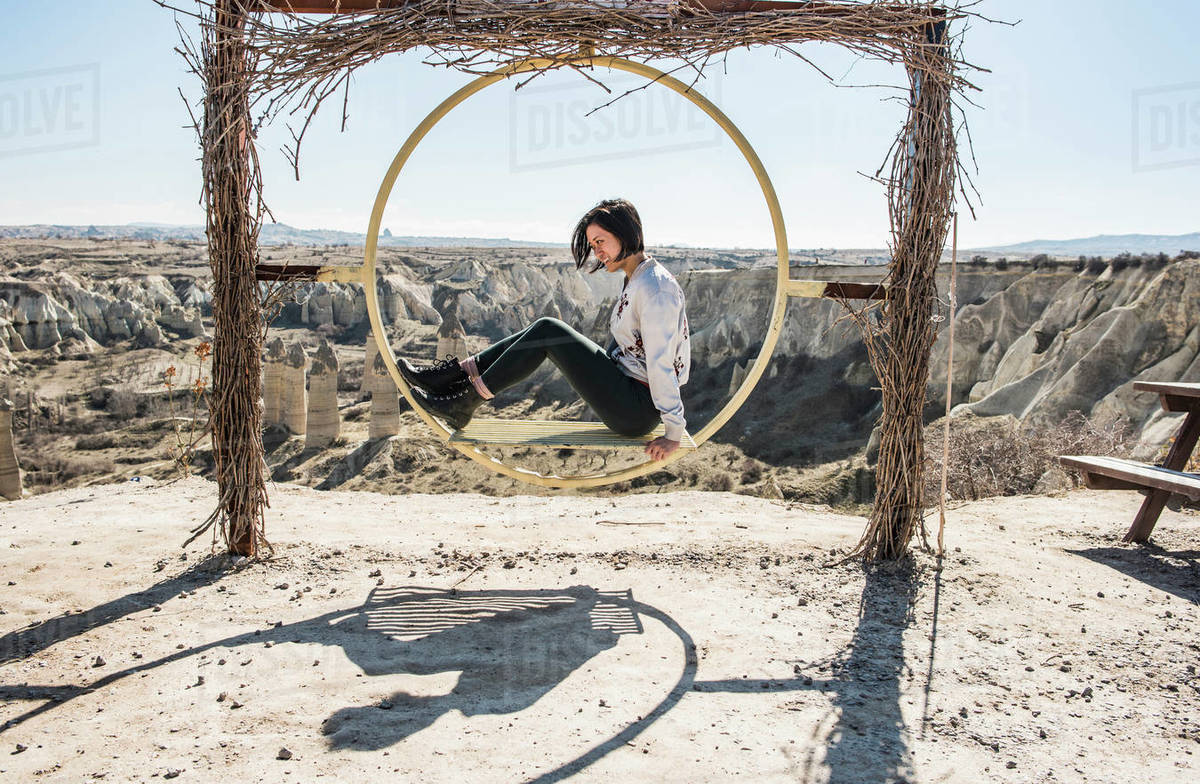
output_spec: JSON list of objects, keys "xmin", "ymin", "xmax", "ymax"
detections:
[{"xmin": 606, "ymin": 255, "xmax": 691, "ymax": 441}]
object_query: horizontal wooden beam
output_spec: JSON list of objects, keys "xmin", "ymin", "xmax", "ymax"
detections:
[
  {"xmin": 786, "ymin": 278, "xmax": 887, "ymax": 300},
  {"xmin": 250, "ymin": 1, "xmax": 927, "ymax": 16},
  {"xmin": 255, "ymin": 264, "xmax": 364, "ymax": 283}
]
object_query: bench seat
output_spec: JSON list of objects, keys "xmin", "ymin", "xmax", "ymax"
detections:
[
  {"xmin": 448, "ymin": 419, "xmax": 697, "ymax": 450},
  {"xmin": 1059, "ymin": 455, "xmax": 1200, "ymax": 501}
]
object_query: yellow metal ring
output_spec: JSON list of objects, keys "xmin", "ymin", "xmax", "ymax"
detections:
[{"xmin": 363, "ymin": 56, "xmax": 789, "ymax": 488}]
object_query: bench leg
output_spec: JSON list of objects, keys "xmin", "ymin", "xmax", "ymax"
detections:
[
  {"xmin": 1124, "ymin": 409, "xmax": 1200, "ymax": 543},
  {"xmin": 1124, "ymin": 490, "xmax": 1169, "ymax": 543}
]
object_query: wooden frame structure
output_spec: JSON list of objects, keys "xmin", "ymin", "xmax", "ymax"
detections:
[{"xmin": 178, "ymin": 0, "xmax": 970, "ymax": 559}]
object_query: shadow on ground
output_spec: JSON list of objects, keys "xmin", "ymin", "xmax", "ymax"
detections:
[
  {"xmin": 692, "ymin": 560, "xmax": 920, "ymax": 784},
  {"xmin": 1070, "ymin": 544, "xmax": 1200, "ymax": 604},
  {"xmin": 0, "ymin": 554, "xmax": 231, "ymax": 667},
  {"xmin": 0, "ymin": 583, "xmax": 696, "ymax": 784},
  {"xmin": 2, "ymin": 563, "xmax": 926, "ymax": 783}
]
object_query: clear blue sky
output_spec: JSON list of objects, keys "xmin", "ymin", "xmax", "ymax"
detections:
[{"xmin": 1, "ymin": 0, "xmax": 1197, "ymax": 249}]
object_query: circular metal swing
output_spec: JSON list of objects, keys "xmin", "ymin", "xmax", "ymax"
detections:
[{"xmin": 361, "ymin": 56, "xmax": 790, "ymax": 488}]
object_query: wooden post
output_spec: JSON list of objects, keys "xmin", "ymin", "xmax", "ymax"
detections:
[
  {"xmin": 202, "ymin": 0, "xmax": 268, "ymax": 556},
  {"xmin": 856, "ymin": 14, "xmax": 953, "ymax": 560}
]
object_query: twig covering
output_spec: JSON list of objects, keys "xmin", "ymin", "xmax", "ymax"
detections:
[{"xmin": 161, "ymin": 0, "xmax": 978, "ymax": 560}]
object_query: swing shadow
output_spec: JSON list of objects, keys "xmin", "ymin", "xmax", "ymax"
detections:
[
  {"xmin": 0, "ymin": 583, "xmax": 697, "ymax": 784},
  {"xmin": 3, "ymin": 569, "xmax": 920, "ymax": 783}
]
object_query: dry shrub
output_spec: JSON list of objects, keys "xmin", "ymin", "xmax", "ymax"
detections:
[
  {"xmin": 106, "ymin": 386, "xmax": 140, "ymax": 420},
  {"xmin": 925, "ymin": 410, "xmax": 1133, "ymax": 503},
  {"xmin": 76, "ymin": 433, "xmax": 118, "ymax": 451},
  {"xmin": 706, "ymin": 473, "xmax": 735, "ymax": 492}
]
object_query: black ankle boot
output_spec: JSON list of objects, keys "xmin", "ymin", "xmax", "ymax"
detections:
[
  {"xmin": 414, "ymin": 384, "xmax": 484, "ymax": 431},
  {"xmin": 397, "ymin": 355, "xmax": 468, "ymax": 395}
]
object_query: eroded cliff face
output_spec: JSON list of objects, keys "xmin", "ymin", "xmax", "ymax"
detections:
[
  {"xmin": 928, "ymin": 260, "xmax": 1200, "ymax": 454},
  {"xmin": 0, "ymin": 273, "xmax": 207, "ymax": 359},
  {"xmin": 3, "ymin": 239, "xmax": 1195, "ymax": 464}
]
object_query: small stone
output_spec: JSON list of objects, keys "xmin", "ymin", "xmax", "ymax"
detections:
[
  {"xmin": 1039, "ymin": 728, "xmax": 1047, "ymax": 739},
  {"xmin": 379, "ymin": 699, "xmax": 394, "ymax": 710},
  {"xmin": 771, "ymin": 612, "xmax": 778, "ymax": 619},
  {"xmin": 570, "ymin": 567, "xmax": 578, "ymax": 575},
  {"xmin": 216, "ymin": 692, "xmax": 227, "ymax": 702},
  {"xmin": 1097, "ymin": 591, "xmax": 1105, "ymax": 598},
  {"xmin": 71, "ymin": 540, "xmax": 81, "ymax": 546},
  {"xmin": 503, "ymin": 561, "xmax": 516, "ymax": 569},
  {"xmin": 274, "ymin": 583, "xmax": 289, "ymax": 590},
  {"xmin": 797, "ymin": 598, "xmax": 808, "ymax": 607},
  {"xmin": 1006, "ymin": 761, "xmax": 1016, "ymax": 769},
  {"xmin": 104, "ymin": 562, "xmax": 113, "ymax": 568},
  {"xmin": 13, "ymin": 743, "xmax": 28, "ymax": 754},
  {"xmin": 164, "ymin": 769, "xmax": 182, "ymax": 779},
  {"xmin": 276, "ymin": 748, "xmax": 292, "ymax": 761},
  {"xmin": 92, "ymin": 655, "xmax": 106, "ymax": 667},
  {"xmin": 368, "ymin": 569, "xmax": 382, "ymax": 578}
]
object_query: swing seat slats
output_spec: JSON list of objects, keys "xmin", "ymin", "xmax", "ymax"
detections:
[{"xmin": 448, "ymin": 419, "xmax": 697, "ymax": 450}]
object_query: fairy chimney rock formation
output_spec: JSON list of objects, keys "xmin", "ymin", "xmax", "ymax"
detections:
[
  {"xmin": 436, "ymin": 310, "xmax": 469, "ymax": 361},
  {"xmin": 361, "ymin": 331, "xmax": 380, "ymax": 399},
  {"xmin": 263, "ymin": 336, "xmax": 286, "ymax": 428},
  {"xmin": 369, "ymin": 352, "xmax": 400, "ymax": 440},
  {"xmin": 0, "ymin": 398, "xmax": 21, "ymax": 501},
  {"xmin": 305, "ymin": 340, "xmax": 340, "ymax": 450},
  {"xmin": 281, "ymin": 342, "xmax": 309, "ymax": 435}
]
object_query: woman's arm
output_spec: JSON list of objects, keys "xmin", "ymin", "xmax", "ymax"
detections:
[{"xmin": 638, "ymin": 289, "xmax": 688, "ymax": 446}]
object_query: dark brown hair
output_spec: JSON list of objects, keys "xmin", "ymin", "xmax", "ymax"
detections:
[{"xmin": 571, "ymin": 198, "xmax": 645, "ymax": 273}]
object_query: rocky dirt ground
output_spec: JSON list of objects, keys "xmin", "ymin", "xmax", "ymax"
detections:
[{"xmin": 1, "ymin": 480, "xmax": 1197, "ymax": 783}]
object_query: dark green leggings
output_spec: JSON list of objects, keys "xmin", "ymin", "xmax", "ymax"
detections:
[{"xmin": 475, "ymin": 317, "xmax": 660, "ymax": 437}]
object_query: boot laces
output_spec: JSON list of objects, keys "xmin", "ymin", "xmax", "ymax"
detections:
[{"xmin": 428, "ymin": 355, "xmax": 459, "ymax": 372}]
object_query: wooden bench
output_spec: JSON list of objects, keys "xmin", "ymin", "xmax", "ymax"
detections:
[{"xmin": 1059, "ymin": 381, "xmax": 1200, "ymax": 542}]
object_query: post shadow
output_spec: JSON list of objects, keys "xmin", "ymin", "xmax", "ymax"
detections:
[
  {"xmin": 692, "ymin": 560, "xmax": 919, "ymax": 784},
  {"xmin": 0, "ymin": 555, "xmax": 231, "ymax": 667}
]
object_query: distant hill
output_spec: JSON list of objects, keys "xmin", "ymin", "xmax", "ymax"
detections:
[
  {"xmin": 0, "ymin": 222, "xmax": 565, "ymax": 248},
  {"xmin": 975, "ymin": 232, "xmax": 1200, "ymax": 257}
]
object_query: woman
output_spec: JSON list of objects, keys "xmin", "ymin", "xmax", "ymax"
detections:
[{"xmin": 401, "ymin": 198, "xmax": 691, "ymax": 462}]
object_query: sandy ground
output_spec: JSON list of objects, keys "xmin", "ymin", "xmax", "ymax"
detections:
[{"xmin": 1, "ymin": 479, "xmax": 1198, "ymax": 783}]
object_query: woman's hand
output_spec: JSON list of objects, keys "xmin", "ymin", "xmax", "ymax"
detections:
[{"xmin": 645, "ymin": 436, "xmax": 680, "ymax": 461}]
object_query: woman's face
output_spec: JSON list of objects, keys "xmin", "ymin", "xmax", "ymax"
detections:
[{"xmin": 586, "ymin": 223, "xmax": 624, "ymax": 273}]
